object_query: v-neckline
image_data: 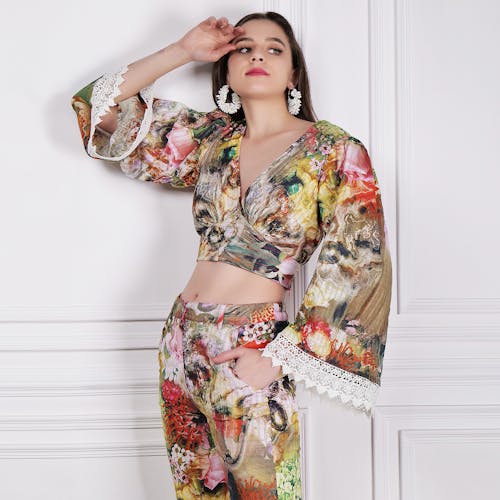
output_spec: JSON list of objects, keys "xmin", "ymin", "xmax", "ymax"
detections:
[{"xmin": 234, "ymin": 120, "xmax": 320, "ymax": 210}]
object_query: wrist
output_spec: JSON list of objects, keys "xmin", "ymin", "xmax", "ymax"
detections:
[
  {"xmin": 157, "ymin": 42, "xmax": 193, "ymax": 69},
  {"xmin": 167, "ymin": 41, "xmax": 194, "ymax": 65}
]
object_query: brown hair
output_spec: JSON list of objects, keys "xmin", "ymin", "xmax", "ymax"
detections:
[{"xmin": 211, "ymin": 11, "xmax": 318, "ymax": 123}]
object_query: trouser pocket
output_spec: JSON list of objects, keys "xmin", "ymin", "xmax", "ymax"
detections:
[
  {"xmin": 235, "ymin": 318, "xmax": 289, "ymax": 349},
  {"xmin": 229, "ymin": 318, "xmax": 290, "ymax": 391}
]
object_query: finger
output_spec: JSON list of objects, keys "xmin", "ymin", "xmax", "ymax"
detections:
[
  {"xmin": 217, "ymin": 16, "xmax": 229, "ymax": 27},
  {"xmin": 212, "ymin": 348, "xmax": 238, "ymax": 363},
  {"xmin": 213, "ymin": 43, "xmax": 238, "ymax": 59},
  {"xmin": 204, "ymin": 16, "xmax": 216, "ymax": 27},
  {"xmin": 229, "ymin": 26, "xmax": 245, "ymax": 41},
  {"xmin": 220, "ymin": 24, "xmax": 235, "ymax": 36},
  {"xmin": 212, "ymin": 347, "xmax": 241, "ymax": 363}
]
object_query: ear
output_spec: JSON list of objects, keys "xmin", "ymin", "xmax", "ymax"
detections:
[{"xmin": 288, "ymin": 68, "xmax": 298, "ymax": 89}]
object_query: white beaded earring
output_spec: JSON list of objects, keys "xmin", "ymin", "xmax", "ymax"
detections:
[
  {"xmin": 287, "ymin": 87, "xmax": 302, "ymax": 115},
  {"xmin": 216, "ymin": 84, "xmax": 241, "ymax": 114}
]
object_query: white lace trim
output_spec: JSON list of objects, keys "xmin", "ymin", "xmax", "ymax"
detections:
[
  {"xmin": 87, "ymin": 64, "xmax": 155, "ymax": 161},
  {"xmin": 261, "ymin": 328, "xmax": 380, "ymax": 416}
]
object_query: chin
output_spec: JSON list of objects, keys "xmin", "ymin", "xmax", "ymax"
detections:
[{"xmin": 237, "ymin": 87, "xmax": 282, "ymax": 99}]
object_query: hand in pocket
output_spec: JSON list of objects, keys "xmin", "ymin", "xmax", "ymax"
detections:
[{"xmin": 212, "ymin": 346, "xmax": 283, "ymax": 390}]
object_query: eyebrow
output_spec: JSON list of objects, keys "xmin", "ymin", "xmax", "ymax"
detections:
[{"xmin": 232, "ymin": 36, "xmax": 286, "ymax": 48}]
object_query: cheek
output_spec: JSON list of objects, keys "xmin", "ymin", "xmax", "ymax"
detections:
[
  {"xmin": 227, "ymin": 52, "xmax": 243, "ymax": 65},
  {"xmin": 226, "ymin": 57, "xmax": 241, "ymax": 79}
]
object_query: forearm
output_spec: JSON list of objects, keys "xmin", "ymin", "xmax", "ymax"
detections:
[
  {"xmin": 96, "ymin": 42, "xmax": 193, "ymax": 134},
  {"xmin": 75, "ymin": 16, "xmax": 238, "ymax": 146},
  {"xmin": 113, "ymin": 42, "xmax": 193, "ymax": 103}
]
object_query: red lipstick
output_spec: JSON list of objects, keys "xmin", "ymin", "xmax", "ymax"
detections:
[{"xmin": 245, "ymin": 68, "xmax": 269, "ymax": 76}]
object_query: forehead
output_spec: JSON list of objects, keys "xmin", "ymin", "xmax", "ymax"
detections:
[{"xmin": 235, "ymin": 19, "xmax": 289, "ymax": 44}]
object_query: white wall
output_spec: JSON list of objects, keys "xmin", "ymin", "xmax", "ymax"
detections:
[
  {"xmin": 1, "ymin": 0, "xmax": 499, "ymax": 499},
  {"xmin": 368, "ymin": 1, "xmax": 500, "ymax": 499}
]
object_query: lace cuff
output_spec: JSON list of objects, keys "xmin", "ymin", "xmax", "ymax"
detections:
[
  {"xmin": 262, "ymin": 327, "xmax": 380, "ymax": 416},
  {"xmin": 88, "ymin": 64, "xmax": 155, "ymax": 161}
]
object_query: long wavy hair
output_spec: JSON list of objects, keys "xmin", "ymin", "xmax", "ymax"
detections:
[{"xmin": 211, "ymin": 11, "xmax": 317, "ymax": 123}]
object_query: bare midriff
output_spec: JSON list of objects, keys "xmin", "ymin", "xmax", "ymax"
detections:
[{"xmin": 180, "ymin": 260, "xmax": 286, "ymax": 304}]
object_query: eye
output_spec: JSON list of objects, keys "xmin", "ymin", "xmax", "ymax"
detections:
[{"xmin": 235, "ymin": 46, "xmax": 283, "ymax": 55}]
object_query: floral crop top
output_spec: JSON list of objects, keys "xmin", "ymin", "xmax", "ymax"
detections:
[{"xmin": 71, "ymin": 64, "xmax": 393, "ymax": 415}]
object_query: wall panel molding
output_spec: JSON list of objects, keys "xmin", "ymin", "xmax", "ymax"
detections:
[
  {"xmin": 0, "ymin": 442, "xmax": 167, "ymax": 459},
  {"xmin": 262, "ymin": 0, "xmax": 306, "ymax": 44},
  {"xmin": 1, "ymin": 317, "xmax": 499, "ymax": 352},
  {"xmin": 373, "ymin": 405, "xmax": 500, "ymax": 500},
  {"xmin": 393, "ymin": 0, "xmax": 500, "ymax": 316}
]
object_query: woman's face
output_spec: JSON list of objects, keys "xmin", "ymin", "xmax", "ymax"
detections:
[{"xmin": 226, "ymin": 19, "xmax": 296, "ymax": 101}]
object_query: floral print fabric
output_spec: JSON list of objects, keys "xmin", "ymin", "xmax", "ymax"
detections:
[
  {"xmin": 71, "ymin": 67, "xmax": 392, "ymax": 415},
  {"xmin": 158, "ymin": 293, "xmax": 302, "ymax": 499}
]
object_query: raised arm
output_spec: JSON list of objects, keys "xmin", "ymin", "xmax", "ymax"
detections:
[
  {"xmin": 97, "ymin": 16, "xmax": 244, "ymax": 134},
  {"xmin": 95, "ymin": 43, "xmax": 193, "ymax": 136},
  {"xmin": 71, "ymin": 17, "xmax": 245, "ymax": 186}
]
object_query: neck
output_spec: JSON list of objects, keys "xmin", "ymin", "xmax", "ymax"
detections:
[{"xmin": 239, "ymin": 96, "xmax": 301, "ymax": 140}]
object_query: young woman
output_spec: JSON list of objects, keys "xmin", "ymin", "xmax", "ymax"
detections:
[{"xmin": 71, "ymin": 11, "xmax": 392, "ymax": 499}]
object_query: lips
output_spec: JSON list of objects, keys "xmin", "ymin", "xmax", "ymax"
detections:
[{"xmin": 245, "ymin": 68, "xmax": 269, "ymax": 76}]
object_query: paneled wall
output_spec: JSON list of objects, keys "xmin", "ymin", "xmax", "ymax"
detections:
[
  {"xmin": 368, "ymin": 1, "xmax": 500, "ymax": 499},
  {"xmin": 1, "ymin": 0, "xmax": 499, "ymax": 499}
]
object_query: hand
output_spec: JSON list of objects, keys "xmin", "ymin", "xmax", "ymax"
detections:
[
  {"xmin": 176, "ymin": 16, "xmax": 245, "ymax": 63},
  {"xmin": 212, "ymin": 346, "xmax": 283, "ymax": 390}
]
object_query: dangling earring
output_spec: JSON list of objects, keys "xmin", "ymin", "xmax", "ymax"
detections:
[
  {"xmin": 287, "ymin": 87, "xmax": 302, "ymax": 115},
  {"xmin": 216, "ymin": 84, "xmax": 241, "ymax": 114}
]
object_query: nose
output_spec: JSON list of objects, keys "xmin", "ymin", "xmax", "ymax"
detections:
[{"xmin": 250, "ymin": 47, "xmax": 265, "ymax": 62}]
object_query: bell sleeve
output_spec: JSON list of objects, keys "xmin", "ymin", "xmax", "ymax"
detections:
[
  {"xmin": 70, "ymin": 64, "xmax": 230, "ymax": 187},
  {"xmin": 262, "ymin": 135, "xmax": 393, "ymax": 416}
]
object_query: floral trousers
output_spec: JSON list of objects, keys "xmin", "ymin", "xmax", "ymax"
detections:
[{"xmin": 158, "ymin": 293, "xmax": 302, "ymax": 499}]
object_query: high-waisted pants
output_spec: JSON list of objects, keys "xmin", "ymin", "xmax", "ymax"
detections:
[{"xmin": 157, "ymin": 293, "xmax": 302, "ymax": 499}]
